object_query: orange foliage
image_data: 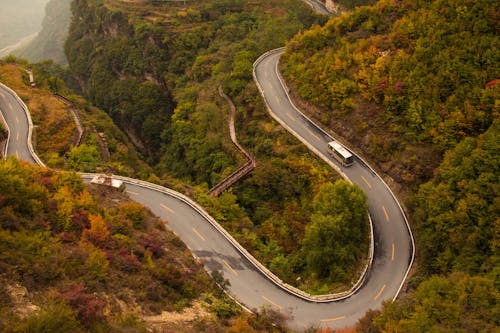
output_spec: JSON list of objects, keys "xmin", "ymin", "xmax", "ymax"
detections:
[
  {"xmin": 316, "ymin": 327, "xmax": 357, "ymax": 333},
  {"xmin": 82, "ymin": 214, "xmax": 110, "ymax": 246}
]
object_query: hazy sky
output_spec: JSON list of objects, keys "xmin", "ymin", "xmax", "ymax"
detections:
[{"xmin": 0, "ymin": 0, "xmax": 51, "ymax": 50}]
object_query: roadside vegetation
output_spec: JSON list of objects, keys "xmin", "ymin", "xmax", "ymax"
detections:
[
  {"xmin": 280, "ymin": 0, "xmax": 499, "ymax": 330},
  {"xmin": 62, "ymin": 0, "xmax": 372, "ymax": 294},
  {"xmin": 0, "ymin": 158, "xmax": 293, "ymax": 332},
  {"xmin": 0, "ymin": 58, "xmax": 154, "ymax": 179}
]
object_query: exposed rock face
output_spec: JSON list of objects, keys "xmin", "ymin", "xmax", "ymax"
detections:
[
  {"xmin": 6, "ymin": 284, "xmax": 40, "ymax": 319},
  {"xmin": 325, "ymin": 0, "xmax": 340, "ymax": 13}
]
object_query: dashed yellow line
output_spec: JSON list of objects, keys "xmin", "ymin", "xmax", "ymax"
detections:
[
  {"xmin": 306, "ymin": 127, "xmax": 321, "ymax": 141},
  {"xmin": 275, "ymin": 96, "xmax": 281, "ymax": 105},
  {"xmin": 392, "ymin": 243, "xmax": 395, "ymax": 261},
  {"xmin": 223, "ymin": 259, "xmax": 238, "ymax": 276},
  {"xmin": 374, "ymin": 284, "xmax": 386, "ymax": 300},
  {"xmin": 16, "ymin": 116, "xmax": 19, "ymax": 124},
  {"xmin": 160, "ymin": 203, "xmax": 174, "ymax": 213},
  {"xmin": 15, "ymin": 150, "xmax": 19, "ymax": 158},
  {"xmin": 16, "ymin": 132, "xmax": 19, "ymax": 141},
  {"xmin": 126, "ymin": 190, "xmax": 139, "ymax": 195},
  {"xmin": 8, "ymin": 102, "xmax": 13, "ymax": 109},
  {"xmin": 285, "ymin": 112, "xmax": 296, "ymax": 122},
  {"xmin": 261, "ymin": 295, "xmax": 282, "ymax": 310},
  {"xmin": 320, "ymin": 316, "xmax": 346, "ymax": 323},
  {"xmin": 192, "ymin": 227, "xmax": 206, "ymax": 241},
  {"xmin": 382, "ymin": 206, "xmax": 390, "ymax": 222},
  {"xmin": 361, "ymin": 175, "xmax": 372, "ymax": 189}
]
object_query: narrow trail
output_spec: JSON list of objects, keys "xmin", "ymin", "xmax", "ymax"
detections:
[{"xmin": 208, "ymin": 86, "xmax": 256, "ymax": 197}]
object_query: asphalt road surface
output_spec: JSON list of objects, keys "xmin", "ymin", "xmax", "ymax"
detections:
[
  {"xmin": 1, "ymin": 53, "xmax": 413, "ymax": 331},
  {"xmin": 0, "ymin": 84, "xmax": 36, "ymax": 163}
]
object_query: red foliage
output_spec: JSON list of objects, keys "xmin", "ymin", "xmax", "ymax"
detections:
[
  {"xmin": 38, "ymin": 176, "xmax": 54, "ymax": 190},
  {"xmin": 139, "ymin": 234, "xmax": 165, "ymax": 258},
  {"xmin": 113, "ymin": 252, "xmax": 142, "ymax": 272},
  {"xmin": 123, "ymin": 253, "xmax": 142, "ymax": 271},
  {"xmin": 58, "ymin": 282, "xmax": 104, "ymax": 326},
  {"xmin": 393, "ymin": 80, "xmax": 405, "ymax": 94},
  {"xmin": 58, "ymin": 231, "xmax": 77, "ymax": 243},
  {"xmin": 72, "ymin": 208, "xmax": 90, "ymax": 232},
  {"xmin": 486, "ymin": 79, "xmax": 499, "ymax": 88}
]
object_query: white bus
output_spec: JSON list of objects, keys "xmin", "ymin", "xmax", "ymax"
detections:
[{"xmin": 327, "ymin": 141, "xmax": 354, "ymax": 167}]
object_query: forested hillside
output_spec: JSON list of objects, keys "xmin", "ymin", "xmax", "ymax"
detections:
[
  {"xmin": 0, "ymin": 159, "xmax": 292, "ymax": 332},
  {"xmin": 280, "ymin": 0, "xmax": 499, "ymax": 330},
  {"xmin": 357, "ymin": 121, "xmax": 499, "ymax": 332},
  {"xmin": 282, "ymin": 0, "xmax": 498, "ymax": 188},
  {"xmin": 0, "ymin": 59, "xmax": 153, "ymax": 179},
  {"xmin": 65, "ymin": 0, "xmax": 372, "ymax": 294}
]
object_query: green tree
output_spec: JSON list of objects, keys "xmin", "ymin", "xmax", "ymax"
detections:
[
  {"xmin": 66, "ymin": 143, "xmax": 100, "ymax": 171},
  {"xmin": 301, "ymin": 181, "xmax": 368, "ymax": 282}
]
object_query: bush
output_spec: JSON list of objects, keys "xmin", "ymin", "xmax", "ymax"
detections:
[{"xmin": 14, "ymin": 300, "xmax": 84, "ymax": 333}]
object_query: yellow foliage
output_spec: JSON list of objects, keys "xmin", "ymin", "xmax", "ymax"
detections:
[
  {"xmin": 83, "ymin": 242, "xmax": 109, "ymax": 281},
  {"xmin": 53, "ymin": 185, "xmax": 75, "ymax": 230}
]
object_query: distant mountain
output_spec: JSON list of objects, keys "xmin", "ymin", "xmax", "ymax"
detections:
[
  {"xmin": 12, "ymin": 0, "xmax": 71, "ymax": 65},
  {"xmin": 0, "ymin": 0, "xmax": 49, "ymax": 51}
]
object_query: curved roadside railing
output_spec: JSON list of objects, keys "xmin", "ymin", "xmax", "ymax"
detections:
[
  {"xmin": 252, "ymin": 47, "xmax": 375, "ymax": 301},
  {"xmin": 0, "ymin": 99, "xmax": 10, "ymax": 159},
  {"xmin": 2, "ymin": 47, "xmax": 412, "ymax": 305},
  {"xmin": 2, "ymin": 80, "xmax": 375, "ymax": 303},
  {"xmin": 0, "ymin": 82, "xmax": 45, "ymax": 167},
  {"xmin": 81, "ymin": 171, "xmax": 374, "ymax": 302},
  {"xmin": 254, "ymin": 47, "xmax": 415, "ymax": 301}
]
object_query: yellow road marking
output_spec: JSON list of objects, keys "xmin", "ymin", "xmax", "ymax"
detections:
[
  {"xmin": 16, "ymin": 150, "xmax": 19, "ymax": 158},
  {"xmin": 160, "ymin": 203, "xmax": 174, "ymax": 213},
  {"xmin": 382, "ymin": 206, "xmax": 390, "ymax": 222},
  {"xmin": 223, "ymin": 259, "xmax": 238, "ymax": 276},
  {"xmin": 8, "ymin": 102, "xmax": 12, "ymax": 109},
  {"xmin": 275, "ymin": 96, "xmax": 281, "ymax": 105},
  {"xmin": 320, "ymin": 316, "xmax": 346, "ymax": 323},
  {"xmin": 126, "ymin": 190, "xmax": 139, "ymax": 195},
  {"xmin": 192, "ymin": 227, "xmax": 206, "ymax": 241},
  {"xmin": 285, "ymin": 112, "xmax": 296, "ymax": 122},
  {"xmin": 16, "ymin": 116, "xmax": 19, "ymax": 124},
  {"xmin": 374, "ymin": 284, "xmax": 386, "ymax": 300},
  {"xmin": 361, "ymin": 175, "xmax": 372, "ymax": 189},
  {"xmin": 16, "ymin": 132, "xmax": 19, "ymax": 141},
  {"xmin": 392, "ymin": 243, "xmax": 395, "ymax": 261},
  {"xmin": 261, "ymin": 295, "xmax": 282, "ymax": 309},
  {"xmin": 306, "ymin": 127, "xmax": 321, "ymax": 141}
]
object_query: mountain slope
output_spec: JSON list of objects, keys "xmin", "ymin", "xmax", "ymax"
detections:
[
  {"xmin": 13, "ymin": 0, "xmax": 71, "ymax": 65},
  {"xmin": 0, "ymin": 158, "xmax": 291, "ymax": 332},
  {"xmin": 280, "ymin": 0, "xmax": 499, "ymax": 330},
  {"xmin": 281, "ymin": 0, "xmax": 499, "ymax": 188}
]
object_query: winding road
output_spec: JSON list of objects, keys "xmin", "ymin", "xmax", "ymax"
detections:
[{"xmin": 0, "ymin": 4, "xmax": 413, "ymax": 329}]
